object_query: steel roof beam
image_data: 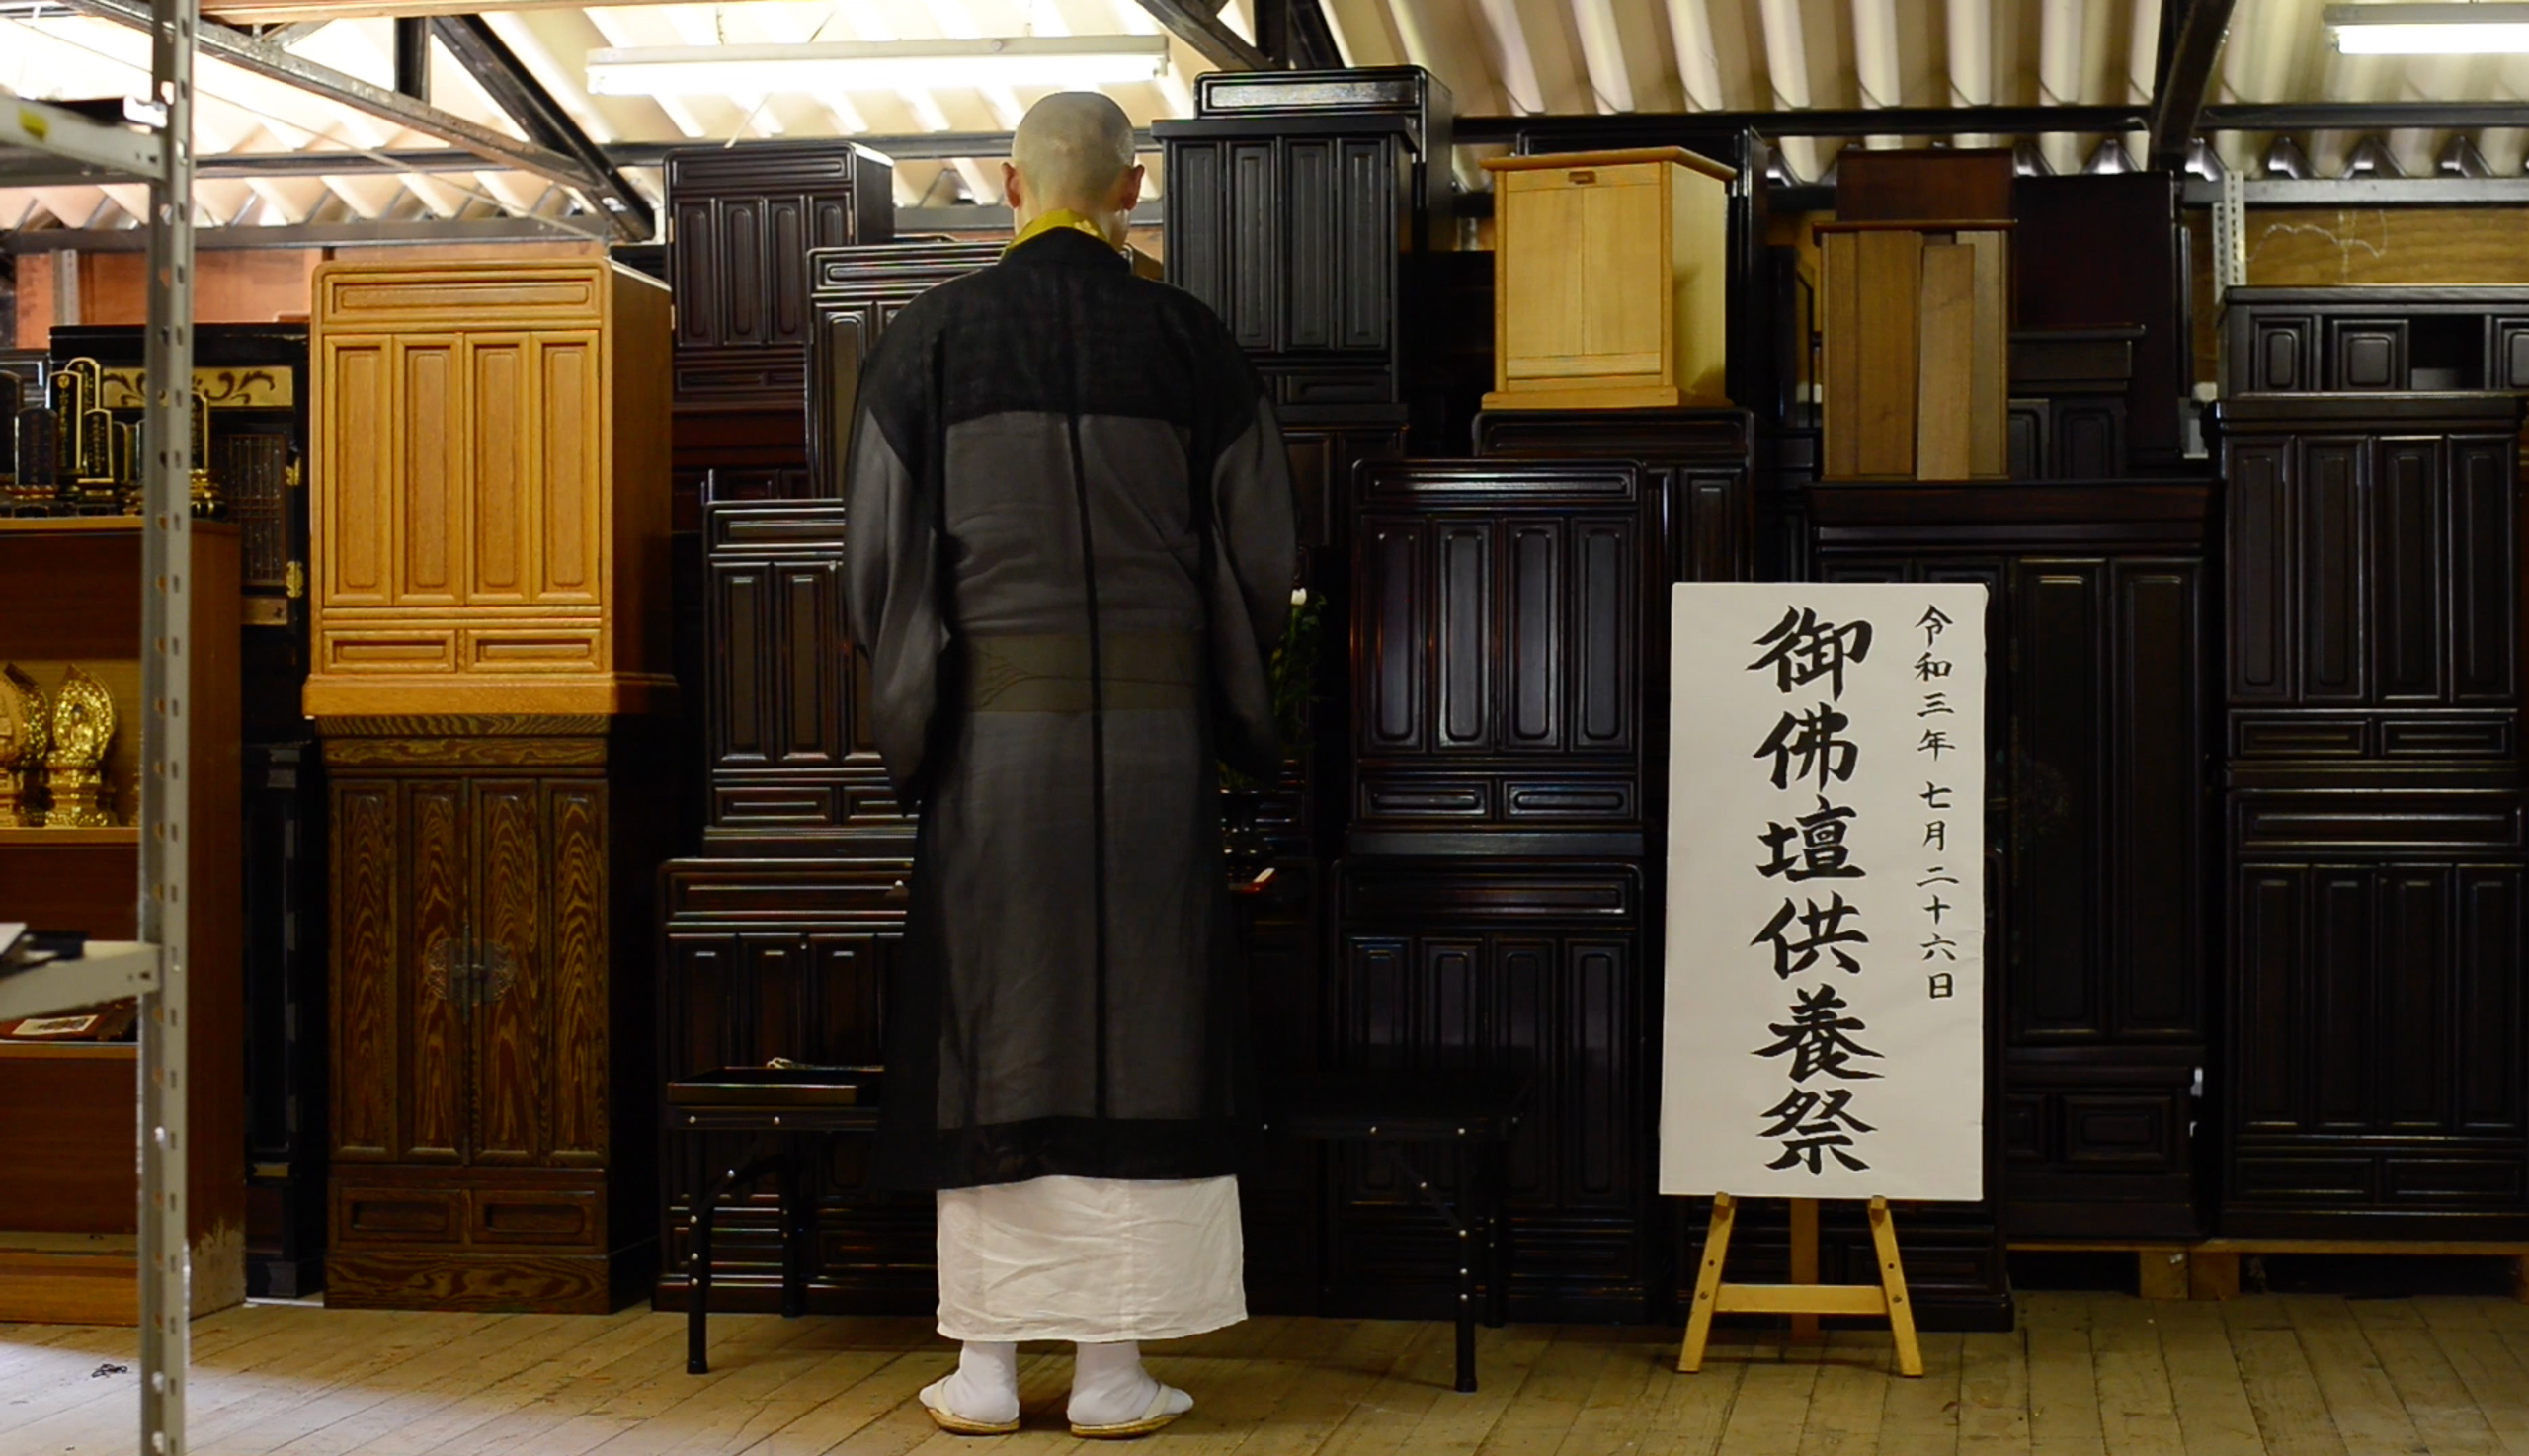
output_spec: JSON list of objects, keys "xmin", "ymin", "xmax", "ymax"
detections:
[
  {"xmin": 429, "ymin": 13, "xmax": 652, "ymax": 238},
  {"xmin": 57, "ymin": 0, "xmax": 644, "ymax": 237},
  {"xmin": 1130, "ymin": 0, "xmax": 1268, "ymax": 70},
  {"xmin": 2147, "ymin": 0, "xmax": 2239, "ymax": 168}
]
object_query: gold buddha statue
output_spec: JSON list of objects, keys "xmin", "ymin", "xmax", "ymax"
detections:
[
  {"xmin": 0, "ymin": 665, "xmax": 49, "ymax": 827},
  {"xmin": 43, "ymin": 666, "xmax": 117, "ymax": 828}
]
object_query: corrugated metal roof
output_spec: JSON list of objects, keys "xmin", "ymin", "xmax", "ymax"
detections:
[{"xmin": 5, "ymin": 0, "xmax": 2527, "ymax": 238}]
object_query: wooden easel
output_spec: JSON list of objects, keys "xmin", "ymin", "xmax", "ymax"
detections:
[{"xmin": 1676, "ymin": 1193, "xmax": 1923, "ymax": 1378}]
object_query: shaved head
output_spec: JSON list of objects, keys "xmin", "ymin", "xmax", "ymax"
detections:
[{"xmin": 1005, "ymin": 91, "xmax": 1142, "ymax": 245}]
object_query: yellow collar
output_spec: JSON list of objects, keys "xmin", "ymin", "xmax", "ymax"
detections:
[{"xmin": 1008, "ymin": 208, "xmax": 1113, "ymax": 254}]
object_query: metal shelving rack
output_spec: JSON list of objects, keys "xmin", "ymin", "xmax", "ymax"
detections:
[{"xmin": 0, "ymin": 0, "xmax": 199, "ymax": 1445}]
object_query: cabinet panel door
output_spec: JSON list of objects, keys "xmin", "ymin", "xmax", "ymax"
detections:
[
  {"xmin": 720, "ymin": 198, "xmax": 767, "ymax": 347},
  {"xmin": 766, "ymin": 196, "xmax": 812, "ymax": 345},
  {"xmin": 2113, "ymin": 562, "xmax": 2204, "ymax": 1037},
  {"xmin": 812, "ymin": 197, "xmax": 855, "ymax": 250},
  {"xmin": 1226, "ymin": 142, "xmax": 1278, "ymax": 351},
  {"xmin": 2311, "ymin": 869, "xmax": 2374, "ymax": 1129},
  {"xmin": 667, "ymin": 932, "xmax": 743, "ymax": 1081},
  {"xmin": 1564, "ymin": 938, "xmax": 1636, "ymax": 1208},
  {"xmin": 534, "ymin": 333, "xmax": 604, "ymax": 604},
  {"xmin": 2329, "ymin": 321, "xmax": 2407, "ymax": 390},
  {"xmin": 2450, "ymin": 438, "xmax": 2517, "ymax": 704},
  {"xmin": 809, "ymin": 932, "xmax": 891, "ymax": 1068},
  {"xmin": 1572, "ymin": 519, "xmax": 1635, "ymax": 750},
  {"xmin": 2377, "ymin": 867, "xmax": 2449, "ymax": 1131},
  {"xmin": 2298, "ymin": 438, "xmax": 2367, "ymax": 703},
  {"xmin": 1503, "ymin": 521, "xmax": 1564, "ymax": 752},
  {"xmin": 472, "ymin": 779, "xmax": 546, "ymax": 1166},
  {"xmin": 2371, "ymin": 439, "xmax": 2443, "ymax": 703},
  {"xmin": 332, "ymin": 782, "xmax": 401, "ymax": 1161},
  {"xmin": 1435, "ymin": 522, "xmax": 1494, "ymax": 751},
  {"xmin": 1282, "ymin": 140, "xmax": 1336, "ymax": 351},
  {"xmin": 2227, "ymin": 442, "xmax": 2291, "ymax": 701},
  {"xmin": 2010, "ymin": 563, "xmax": 2104, "ymax": 1041},
  {"xmin": 546, "ymin": 785, "xmax": 609, "ymax": 1165},
  {"xmin": 395, "ymin": 338, "xmax": 466, "ymax": 607},
  {"xmin": 1167, "ymin": 143, "xmax": 1225, "ymax": 319},
  {"xmin": 468, "ymin": 337, "xmax": 531, "ymax": 605},
  {"xmin": 775, "ymin": 561, "xmax": 846, "ymax": 766},
  {"xmin": 2234, "ymin": 865, "xmax": 2304, "ymax": 1131},
  {"xmin": 673, "ymin": 199, "xmax": 718, "ymax": 347},
  {"xmin": 2253, "ymin": 318, "xmax": 2312, "ymax": 391},
  {"xmin": 711, "ymin": 561, "xmax": 773, "ymax": 769},
  {"xmin": 1337, "ymin": 139, "xmax": 1394, "ymax": 352},
  {"xmin": 743, "ymin": 932, "xmax": 815, "ymax": 1067},
  {"xmin": 407, "ymin": 781, "xmax": 469, "ymax": 1163},
  {"xmin": 2456, "ymin": 868, "xmax": 2524, "ymax": 1133},
  {"xmin": 1358, "ymin": 519, "xmax": 1427, "ymax": 753},
  {"xmin": 323, "ymin": 337, "xmax": 394, "ymax": 607}
]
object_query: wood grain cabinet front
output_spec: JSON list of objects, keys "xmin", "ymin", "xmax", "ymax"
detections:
[
  {"xmin": 324, "ymin": 719, "xmax": 668, "ymax": 1311},
  {"xmin": 307, "ymin": 261, "xmax": 675, "ymax": 718}
]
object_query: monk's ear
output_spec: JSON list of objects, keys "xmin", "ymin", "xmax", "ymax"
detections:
[
  {"xmin": 1115, "ymin": 163, "xmax": 1145, "ymax": 212},
  {"xmin": 1002, "ymin": 162, "xmax": 1023, "ymax": 210}
]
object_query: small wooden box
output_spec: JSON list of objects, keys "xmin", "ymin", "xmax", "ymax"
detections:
[{"xmin": 1483, "ymin": 147, "xmax": 1734, "ymax": 411}]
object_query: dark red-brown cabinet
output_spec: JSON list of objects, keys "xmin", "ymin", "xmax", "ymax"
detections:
[
  {"xmin": 2212, "ymin": 394, "xmax": 2527, "ymax": 1239},
  {"xmin": 666, "ymin": 142, "xmax": 892, "ymax": 412},
  {"xmin": 1805, "ymin": 482, "xmax": 2214, "ymax": 1306}
]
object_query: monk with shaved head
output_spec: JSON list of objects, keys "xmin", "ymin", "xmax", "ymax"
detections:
[{"xmin": 845, "ymin": 90, "xmax": 1296, "ymax": 1438}]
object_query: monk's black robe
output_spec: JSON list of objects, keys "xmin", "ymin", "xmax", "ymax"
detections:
[{"xmin": 844, "ymin": 225, "xmax": 1296, "ymax": 1191}]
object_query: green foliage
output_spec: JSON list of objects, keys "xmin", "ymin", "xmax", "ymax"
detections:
[{"xmin": 1221, "ymin": 591, "xmax": 1322, "ymax": 791}]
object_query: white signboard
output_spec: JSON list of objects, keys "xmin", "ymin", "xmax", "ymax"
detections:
[{"xmin": 1660, "ymin": 583, "xmax": 1989, "ymax": 1202}]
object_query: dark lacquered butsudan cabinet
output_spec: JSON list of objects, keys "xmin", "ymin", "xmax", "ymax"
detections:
[
  {"xmin": 654, "ymin": 237, "xmax": 993, "ymax": 1310},
  {"xmin": 1337, "ymin": 460, "xmax": 1669, "ymax": 1320},
  {"xmin": 666, "ymin": 142, "xmax": 892, "ymax": 413},
  {"xmin": 1810, "ymin": 482, "xmax": 2216, "ymax": 1260},
  {"xmin": 2212, "ymin": 394, "xmax": 2527, "ymax": 1238}
]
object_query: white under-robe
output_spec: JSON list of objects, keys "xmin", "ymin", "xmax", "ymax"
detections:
[{"xmin": 934, "ymin": 1173, "xmax": 1247, "ymax": 1343}]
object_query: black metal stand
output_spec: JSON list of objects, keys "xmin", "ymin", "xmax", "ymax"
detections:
[{"xmin": 1264, "ymin": 1071, "xmax": 1532, "ymax": 1393}]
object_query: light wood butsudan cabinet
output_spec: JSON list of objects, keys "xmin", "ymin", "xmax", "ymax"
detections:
[
  {"xmin": 310, "ymin": 260, "xmax": 676, "ymax": 1312},
  {"xmin": 1482, "ymin": 148, "xmax": 1734, "ymax": 412},
  {"xmin": 307, "ymin": 262, "xmax": 675, "ymax": 717}
]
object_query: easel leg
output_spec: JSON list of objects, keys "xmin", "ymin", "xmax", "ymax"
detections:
[
  {"xmin": 1866, "ymin": 1197, "xmax": 1922, "ymax": 1378},
  {"xmin": 1677, "ymin": 1193, "xmax": 1738, "ymax": 1374},
  {"xmin": 1789, "ymin": 1197, "xmax": 1821, "ymax": 1343}
]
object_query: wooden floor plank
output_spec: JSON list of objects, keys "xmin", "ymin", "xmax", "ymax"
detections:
[
  {"xmin": 1473, "ymin": 1326, "xmax": 1609, "ymax": 1456},
  {"xmin": 2416, "ymin": 1298, "xmax": 2529, "ymax": 1456},
  {"xmin": 2022, "ymin": 1293, "xmax": 2105, "ymax": 1456},
  {"xmin": 1954, "ymin": 1326, "xmax": 2031, "ymax": 1456},
  {"xmin": 2350, "ymin": 1299, "xmax": 2503, "ymax": 1456},
  {"xmin": 1792, "ymin": 1330, "xmax": 1899, "ymax": 1456},
  {"xmin": 2149, "ymin": 1300, "xmax": 2263, "ymax": 1456},
  {"xmin": 1545, "ymin": 1329, "xmax": 1670, "ymax": 1456},
  {"xmin": 2283, "ymin": 1295, "xmax": 2431, "ymax": 1456},
  {"xmin": 1632, "ymin": 1338, "xmax": 1746, "ymax": 1456},
  {"xmin": 1224, "ymin": 1316, "xmax": 1428, "ymax": 1456},
  {"xmin": 1401, "ymin": 1325, "xmax": 1559, "ymax": 1456},
  {"xmin": 1876, "ymin": 1329, "xmax": 1962, "ymax": 1456},
  {"xmin": 2087, "ymin": 1295, "xmax": 2185, "ymax": 1456},
  {"xmin": 1150, "ymin": 1317, "xmax": 1363, "ymax": 1456},
  {"xmin": 1713, "ymin": 1338, "xmax": 1822, "ymax": 1456},
  {"xmin": 2223, "ymin": 1300, "xmax": 2348, "ymax": 1456},
  {"xmin": 15, "ymin": 1295, "xmax": 2529, "ymax": 1453}
]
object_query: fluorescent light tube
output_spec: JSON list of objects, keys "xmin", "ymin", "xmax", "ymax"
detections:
[
  {"xmin": 586, "ymin": 36, "xmax": 1171, "ymax": 96},
  {"xmin": 2326, "ymin": 3, "xmax": 2529, "ymax": 53}
]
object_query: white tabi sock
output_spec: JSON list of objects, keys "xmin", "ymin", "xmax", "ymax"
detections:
[
  {"xmin": 921, "ymin": 1340, "xmax": 1020, "ymax": 1426},
  {"xmin": 1069, "ymin": 1340, "xmax": 1193, "ymax": 1428}
]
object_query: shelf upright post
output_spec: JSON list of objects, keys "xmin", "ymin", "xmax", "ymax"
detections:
[{"xmin": 135, "ymin": 0, "xmax": 198, "ymax": 1439}]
